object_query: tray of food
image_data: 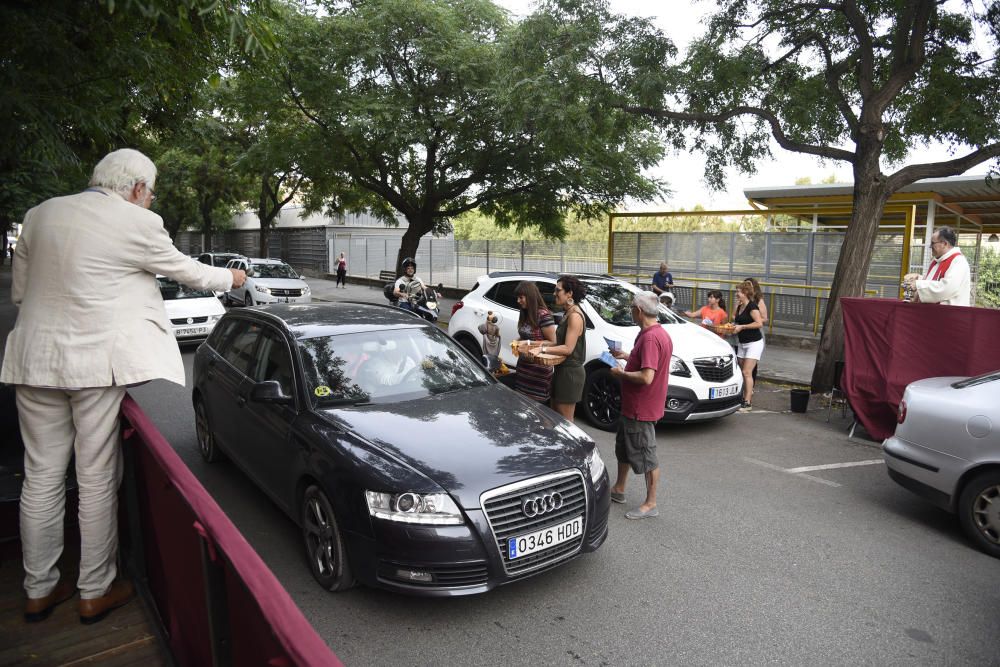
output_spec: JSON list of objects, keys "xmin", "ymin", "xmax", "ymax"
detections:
[
  {"xmin": 532, "ymin": 352, "xmax": 565, "ymax": 366},
  {"xmin": 513, "ymin": 341, "xmax": 565, "ymax": 366},
  {"xmin": 710, "ymin": 323, "xmax": 737, "ymax": 336}
]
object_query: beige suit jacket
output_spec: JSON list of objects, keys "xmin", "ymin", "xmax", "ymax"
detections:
[{"xmin": 1, "ymin": 188, "xmax": 234, "ymax": 388}]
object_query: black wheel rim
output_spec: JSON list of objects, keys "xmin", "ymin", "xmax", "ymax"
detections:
[
  {"xmin": 587, "ymin": 373, "xmax": 621, "ymax": 427},
  {"xmin": 195, "ymin": 403, "xmax": 211, "ymax": 458},
  {"xmin": 245, "ymin": 294, "xmax": 252, "ymax": 307},
  {"xmin": 972, "ymin": 483, "xmax": 1000, "ymax": 546},
  {"xmin": 304, "ymin": 494, "xmax": 337, "ymax": 578}
]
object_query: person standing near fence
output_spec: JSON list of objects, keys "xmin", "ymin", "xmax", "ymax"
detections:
[
  {"xmin": 335, "ymin": 252, "xmax": 347, "ymax": 288},
  {"xmin": 2, "ymin": 148, "xmax": 245, "ymax": 625},
  {"xmin": 683, "ymin": 289, "xmax": 727, "ymax": 331},
  {"xmin": 733, "ymin": 282, "xmax": 765, "ymax": 411},
  {"xmin": 513, "ymin": 281, "xmax": 557, "ymax": 402},
  {"xmin": 651, "ymin": 262, "xmax": 673, "ymax": 295}
]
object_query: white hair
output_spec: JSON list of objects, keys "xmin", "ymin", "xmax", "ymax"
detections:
[
  {"xmin": 89, "ymin": 148, "xmax": 157, "ymax": 197},
  {"xmin": 633, "ymin": 291, "xmax": 660, "ymax": 316}
]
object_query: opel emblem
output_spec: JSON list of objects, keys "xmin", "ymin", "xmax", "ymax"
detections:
[
  {"xmin": 715, "ymin": 356, "xmax": 726, "ymax": 368},
  {"xmin": 521, "ymin": 492, "xmax": 563, "ymax": 518}
]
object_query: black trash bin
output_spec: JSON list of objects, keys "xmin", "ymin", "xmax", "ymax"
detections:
[{"xmin": 789, "ymin": 388, "xmax": 810, "ymax": 413}]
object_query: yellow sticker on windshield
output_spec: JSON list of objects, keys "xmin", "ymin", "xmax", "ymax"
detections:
[
  {"xmin": 314, "ymin": 385, "xmax": 332, "ymax": 397},
  {"xmin": 421, "ymin": 359, "xmax": 434, "ymax": 369}
]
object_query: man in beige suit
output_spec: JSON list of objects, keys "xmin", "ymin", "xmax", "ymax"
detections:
[{"xmin": 1, "ymin": 149, "xmax": 245, "ymax": 624}]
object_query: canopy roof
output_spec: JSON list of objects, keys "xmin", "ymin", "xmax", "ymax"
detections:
[{"xmin": 744, "ymin": 174, "xmax": 1000, "ymax": 234}]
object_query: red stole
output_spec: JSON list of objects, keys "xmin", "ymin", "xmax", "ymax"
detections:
[{"xmin": 924, "ymin": 252, "xmax": 959, "ymax": 281}]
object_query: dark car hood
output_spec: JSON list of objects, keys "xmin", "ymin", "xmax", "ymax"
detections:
[{"xmin": 317, "ymin": 384, "xmax": 593, "ymax": 509}]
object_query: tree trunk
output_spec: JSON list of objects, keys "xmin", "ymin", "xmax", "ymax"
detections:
[
  {"xmin": 395, "ymin": 217, "xmax": 433, "ymax": 277},
  {"xmin": 811, "ymin": 158, "xmax": 891, "ymax": 392},
  {"xmin": 258, "ymin": 173, "xmax": 271, "ymax": 259}
]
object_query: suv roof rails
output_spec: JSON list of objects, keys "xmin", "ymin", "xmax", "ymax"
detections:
[{"xmin": 485, "ymin": 270, "xmax": 615, "ymax": 280}]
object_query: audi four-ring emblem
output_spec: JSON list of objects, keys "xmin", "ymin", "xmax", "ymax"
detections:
[{"xmin": 521, "ymin": 492, "xmax": 563, "ymax": 518}]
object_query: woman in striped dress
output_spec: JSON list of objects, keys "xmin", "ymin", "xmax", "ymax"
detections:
[{"xmin": 514, "ymin": 281, "xmax": 556, "ymax": 402}]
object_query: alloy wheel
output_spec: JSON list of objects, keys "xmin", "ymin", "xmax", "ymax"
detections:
[{"xmin": 971, "ymin": 483, "xmax": 1000, "ymax": 546}]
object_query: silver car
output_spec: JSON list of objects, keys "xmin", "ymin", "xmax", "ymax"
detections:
[{"xmin": 883, "ymin": 370, "xmax": 1000, "ymax": 558}]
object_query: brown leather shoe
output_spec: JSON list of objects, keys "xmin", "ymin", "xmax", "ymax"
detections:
[
  {"xmin": 78, "ymin": 580, "xmax": 135, "ymax": 625},
  {"xmin": 24, "ymin": 580, "xmax": 75, "ymax": 623}
]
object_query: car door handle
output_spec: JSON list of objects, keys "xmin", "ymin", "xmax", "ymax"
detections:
[{"xmin": 236, "ymin": 395, "xmax": 247, "ymax": 407}]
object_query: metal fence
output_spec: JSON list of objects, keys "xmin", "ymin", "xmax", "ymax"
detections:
[
  {"xmin": 174, "ymin": 228, "xmax": 985, "ymax": 336},
  {"xmin": 174, "ymin": 227, "xmax": 329, "ymax": 274}
]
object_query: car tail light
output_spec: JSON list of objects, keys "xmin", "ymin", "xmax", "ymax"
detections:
[
  {"xmin": 897, "ymin": 400, "xmax": 907, "ymax": 424},
  {"xmin": 451, "ymin": 300, "xmax": 464, "ymax": 316}
]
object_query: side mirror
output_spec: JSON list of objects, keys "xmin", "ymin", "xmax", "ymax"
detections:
[{"xmin": 249, "ymin": 380, "xmax": 293, "ymax": 404}]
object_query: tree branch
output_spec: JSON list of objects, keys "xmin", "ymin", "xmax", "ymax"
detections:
[
  {"xmin": 886, "ymin": 143, "xmax": 1000, "ymax": 191},
  {"xmin": 814, "ymin": 37, "xmax": 861, "ymax": 138},
  {"xmin": 617, "ymin": 104, "xmax": 855, "ymax": 162},
  {"xmin": 840, "ymin": 0, "xmax": 876, "ymax": 98},
  {"xmin": 869, "ymin": 0, "xmax": 933, "ymax": 114}
]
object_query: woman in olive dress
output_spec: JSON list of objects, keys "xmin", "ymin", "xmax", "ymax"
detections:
[{"xmin": 525, "ymin": 275, "xmax": 587, "ymax": 422}]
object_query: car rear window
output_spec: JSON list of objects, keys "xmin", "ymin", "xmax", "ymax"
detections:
[{"xmin": 951, "ymin": 371, "xmax": 1000, "ymax": 389}]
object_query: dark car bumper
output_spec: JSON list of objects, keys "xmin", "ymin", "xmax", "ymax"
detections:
[
  {"xmin": 345, "ymin": 469, "xmax": 610, "ymax": 597},
  {"xmin": 658, "ymin": 385, "xmax": 742, "ymax": 423}
]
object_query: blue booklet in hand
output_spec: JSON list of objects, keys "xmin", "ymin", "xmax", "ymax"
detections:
[
  {"xmin": 599, "ymin": 350, "xmax": 619, "ymax": 368},
  {"xmin": 603, "ymin": 337, "xmax": 622, "ymax": 352}
]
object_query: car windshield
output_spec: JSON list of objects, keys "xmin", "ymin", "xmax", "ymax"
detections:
[
  {"xmin": 583, "ymin": 281, "xmax": 685, "ymax": 326},
  {"xmin": 297, "ymin": 326, "xmax": 492, "ymax": 406},
  {"xmin": 157, "ymin": 277, "xmax": 214, "ymax": 300},
  {"xmin": 254, "ymin": 263, "xmax": 298, "ymax": 279},
  {"xmin": 951, "ymin": 370, "xmax": 1000, "ymax": 389}
]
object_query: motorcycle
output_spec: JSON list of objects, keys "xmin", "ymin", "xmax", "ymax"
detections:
[{"xmin": 383, "ymin": 280, "xmax": 443, "ymax": 323}]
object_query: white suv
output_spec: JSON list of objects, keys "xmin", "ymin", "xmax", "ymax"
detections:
[
  {"xmin": 448, "ymin": 272, "xmax": 743, "ymax": 430},
  {"xmin": 223, "ymin": 257, "xmax": 312, "ymax": 306}
]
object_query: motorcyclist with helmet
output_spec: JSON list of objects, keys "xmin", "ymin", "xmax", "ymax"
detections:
[{"xmin": 393, "ymin": 257, "xmax": 426, "ymax": 312}]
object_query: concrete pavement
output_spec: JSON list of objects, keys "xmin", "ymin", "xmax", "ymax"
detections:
[{"xmin": 303, "ymin": 274, "xmax": 819, "ymax": 387}]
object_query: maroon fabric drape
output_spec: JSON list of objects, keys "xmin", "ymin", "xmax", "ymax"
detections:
[
  {"xmin": 841, "ymin": 298, "xmax": 1000, "ymax": 441},
  {"xmin": 121, "ymin": 396, "xmax": 340, "ymax": 667}
]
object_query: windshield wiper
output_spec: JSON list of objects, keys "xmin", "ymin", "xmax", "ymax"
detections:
[{"xmin": 318, "ymin": 397, "xmax": 371, "ymax": 407}]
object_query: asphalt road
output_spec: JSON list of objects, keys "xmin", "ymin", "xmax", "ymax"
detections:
[
  {"xmin": 2, "ymin": 268, "xmax": 998, "ymax": 666},
  {"xmin": 125, "ymin": 345, "xmax": 1000, "ymax": 667}
]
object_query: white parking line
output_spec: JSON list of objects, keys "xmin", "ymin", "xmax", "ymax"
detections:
[
  {"xmin": 742, "ymin": 457, "xmax": 842, "ymax": 487},
  {"xmin": 785, "ymin": 460, "xmax": 884, "ymax": 474}
]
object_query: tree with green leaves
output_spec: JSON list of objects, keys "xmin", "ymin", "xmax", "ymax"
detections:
[
  {"xmin": 587, "ymin": 0, "xmax": 1000, "ymax": 390},
  {"xmin": 277, "ymin": 0, "xmax": 665, "ymax": 274},
  {"xmin": 153, "ymin": 115, "xmax": 252, "ymax": 244},
  {"xmin": 978, "ymin": 247, "xmax": 1000, "ymax": 307},
  {"xmin": 0, "ymin": 0, "xmax": 274, "ymax": 256},
  {"xmin": 218, "ymin": 44, "xmax": 309, "ymax": 259}
]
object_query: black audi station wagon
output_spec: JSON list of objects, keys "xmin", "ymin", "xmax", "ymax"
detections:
[{"xmin": 192, "ymin": 303, "xmax": 611, "ymax": 595}]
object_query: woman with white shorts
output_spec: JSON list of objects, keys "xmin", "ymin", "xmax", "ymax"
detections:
[{"xmin": 733, "ymin": 282, "xmax": 765, "ymax": 410}]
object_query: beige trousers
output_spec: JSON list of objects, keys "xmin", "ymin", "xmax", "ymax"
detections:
[{"xmin": 16, "ymin": 385, "xmax": 126, "ymax": 599}]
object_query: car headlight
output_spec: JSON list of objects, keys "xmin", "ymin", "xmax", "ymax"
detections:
[
  {"xmin": 585, "ymin": 447, "xmax": 606, "ymax": 484},
  {"xmin": 364, "ymin": 490, "xmax": 463, "ymax": 525},
  {"xmin": 254, "ymin": 284, "xmax": 270, "ymax": 294},
  {"xmin": 303, "ymin": 285, "xmax": 311, "ymax": 293},
  {"xmin": 670, "ymin": 355, "xmax": 691, "ymax": 377}
]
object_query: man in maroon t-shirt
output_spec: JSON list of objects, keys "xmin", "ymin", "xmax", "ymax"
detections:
[{"xmin": 609, "ymin": 291, "xmax": 673, "ymax": 519}]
